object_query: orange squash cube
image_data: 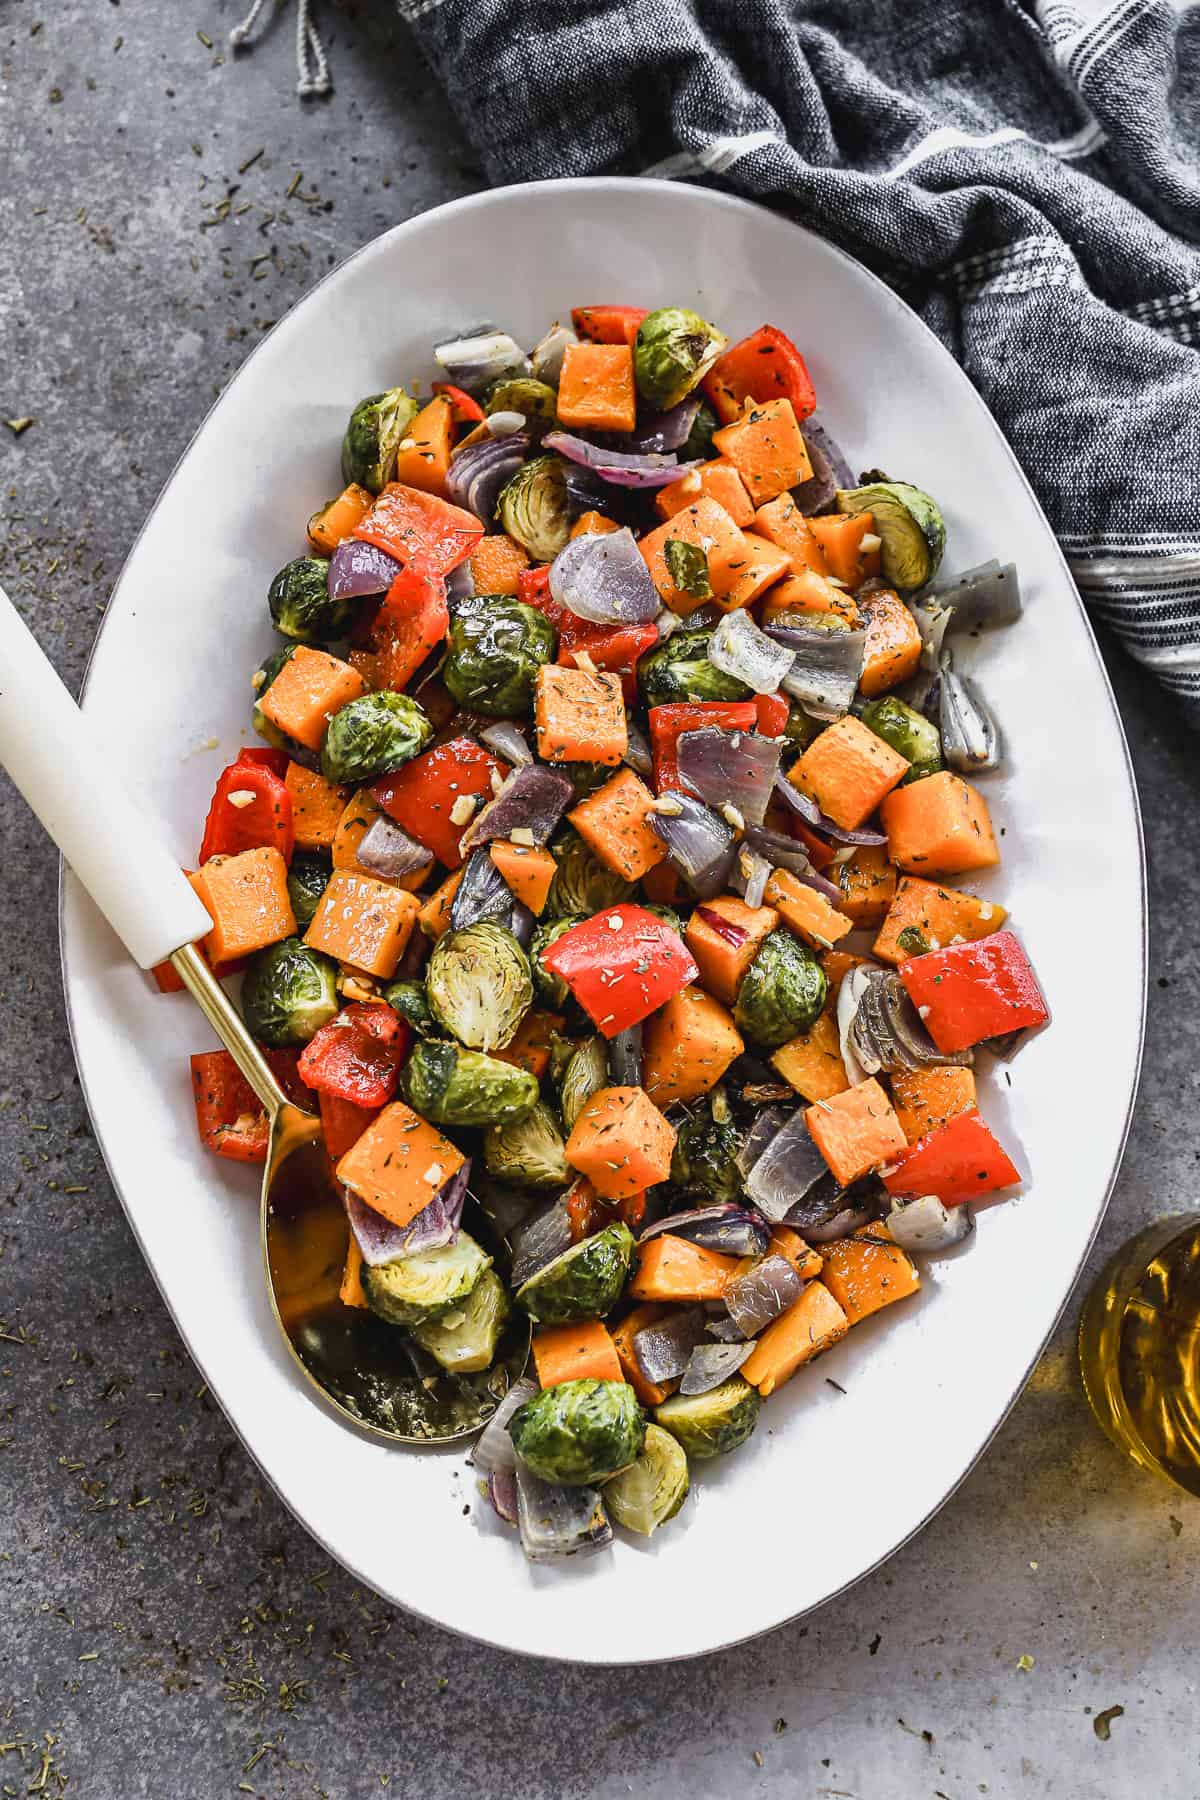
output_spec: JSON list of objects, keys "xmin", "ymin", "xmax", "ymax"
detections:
[
  {"xmin": 808, "ymin": 512, "xmax": 882, "ymax": 587},
  {"xmin": 788, "ymin": 715, "xmax": 909, "ymax": 830},
  {"xmin": 684, "ymin": 894, "xmax": 779, "ymax": 1005},
  {"xmin": 770, "ymin": 1008, "xmax": 851, "ymax": 1105},
  {"xmin": 740, "ymin": 1282, "xmax": 849, "ymax": 1396},
  {"xmin": 565, "ymin": 1085, "xmax": 676, "ymax": 1200},
  {"xmin": 418, "ymin": 867, "xmax": 464, "ymax": 940},
  {"xmin": 191, "ymin": 846, "xmax": 295, "ymax": 965},
  {"xmin": 339, "ymin": 1236, "xmax": 368, "ymax": 1309},
  {"xmin": 304, "ymin": 869, "xmax": 420, "ymax": 978},
  {"xmin": 764, "ymin": 867, "xmax": 853, "ymax": 951},
  {"xmin": 857, "ymin": 588, "xmax": 924, "ymax": 697},
  {"xmin": 488, "ymin": 840, "xmax": 558, "ymax": 915},
  {"xmin": 556, "ymin": 342, "xmax": 637, "ymax": 434},
  {"xmin": 336, "ymin": 1100, "xmax": 466, "ymax": 1229},
  {"xmin": 468, "ymin": 533, "xmax": 530, "ymax": 595},
  {"xmin": 392, "ymin": 393, "xmax": 454, "ymax": 497},
  {"xmin": 638, "ymin": 497, "xmax": 752, "ymax": 616},
  {"xmin": 535, "ymin": 665, "xmax": 627, "ymax": 765},
  {"xmin": 612, "ymin": 1302, "xmax": 680, "ymax": 1406},
  {"xmin": 711, "ymin": 398, "xmax": 812, "ymax": 503},
  {"xmin": 805, "ymin": 1078, "xmax": 907, "ymax": 1187},
  {"xmin": 654, "ymin": 458, "xmax": 754, "ymax": 527},
  {"xmin": 819, "ymin": 1224, "xmax": 920, "ymax": 1326},
  {"xmin": 768, "ymin": 1224, "xmax": 824, "ymax": 1283},
  {"xmin": 873, "ymin": 874, "xmax": 1005, "ymax": 964},
  {"xmin": 628, "ymin": 1235, "xmax": 741, "ymax": 1303},
  {"xmin": 717, "ymin": 532, "xmax": 793, "ymax": 613},
  {"xmin": 880, "ymin": 771, "xmax": 1000, "ymax": 876},
  {"xmin": 752, "ymin": 493, "xmax": 832, "ymax": 576},
  {"xmin": 568, "ymin": 767, "xmax": 665, "ymax": 882},
  {"xmin": 285, "ymin": 763, "xmax": 351, "ymax": 853},
  {"xmin": 256, "ymin": 646, "xmax": 366, "ymax": 753},
  {"xmin": 329, "ymin": 789, "xmax": 428, "ymax": 892},
  {"xmin": 641, "ymin": 986, "xmax": 744, "ymax": 1108},
  {"xmin": 569, "ymin": 509, "xmax": 621, "ymax": 539},
  {"xmin": 835, "ymin": 844, "xmax": 898, "ymax": 926},
  {"xmin": 759, "ymin": 567, "xmax": 859, "ymax": 625},
  {"xmin": 889, "ymin": 1066, "xmax": 978, "ymax": 1145}
]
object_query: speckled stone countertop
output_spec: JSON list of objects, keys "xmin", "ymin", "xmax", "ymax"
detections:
[{"xmin": 1, "ymin": 6, "xmax": 1197, "ymax": 1796}]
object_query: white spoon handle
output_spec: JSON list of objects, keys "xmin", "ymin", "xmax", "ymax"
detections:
[{"xmin": 0, "ymin": 582, "xmax": 213, "ymax": 968}]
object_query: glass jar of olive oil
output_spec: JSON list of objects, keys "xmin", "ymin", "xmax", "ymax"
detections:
[{"xmin": 1078, "ymin": 1215, "xmax": 1200, "ymax": 1497}]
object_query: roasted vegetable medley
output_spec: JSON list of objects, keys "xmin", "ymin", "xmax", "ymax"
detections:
[{"xmin": 176, "ymin": 302, "xmax": 1046, "ymax": 1563}]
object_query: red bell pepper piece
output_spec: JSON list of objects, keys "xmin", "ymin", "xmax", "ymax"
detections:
[
  {"xmin": 566, "ymin": 1177, "xmax": 599, "ymax": 1243},
  {"xmin": 881, "ymin": 1109, "xmax": 1021, "ymax": 1205},
  {"xmin": 298, "ymin": 1003, "xmax": 410, "ymax": 1109},
  {"xmin": 517, "ymin": 561, "xmax": 570, "ymax": 630},
  {"xmin": 372, "ymin": 735, "xmax": 506, "ymax": 870},
  {"xmin": 899, "ymin": 930, "xmax": 1049, "ymax": 1054},
  {"xmin": 431, "ymin": 382, "xmax": 486, "ymax": 426},
  {"xmin": 235, "ymin": 746, "xmax": 291, "ymax": 779},
  {"xmin": 702, "ymin": 323, "xmax": 817, "ymax": 424},
  {"xmin": 353, "ymin": 481, "xmax": 483, "ymax": 576},
  {"xmin": 348, "ymin": 567, "xmax": 449, "ymax": 693},
  {"xmin": 318, "ymin": 1090, "xmax": 382, "ymax": 1160},
  {"xmin": 190, "ymin": 1048, "xmax": 306, "ymax": 1163},
  {"xmin": 198, "ymin": 755, "xmax": 293, "ymax": 866},
  {"xmin": 754, "ymin": 693, "xmax": 790, "ymax": 737},
  {"xmin": 557, "ymin": 616, "xmax": 659, "ymax": 706},
  {"xmin": 786, "ymin": 814, "xmax": 836, "ymax": 871},
  {"xmin": 571, "ymin": 304, "xmax": 648, "ymax": 347},
  {"xmin": 648, "ymin": 701, "xmax": 759, "ymax": 793},
  {"xmin": 541, "ymin": 903, "xmax": 699, "ymax": 1038}
]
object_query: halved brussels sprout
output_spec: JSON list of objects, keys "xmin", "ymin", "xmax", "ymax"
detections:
[
  {"xmin": 559, "ymin": 1035, "xmax": 609, "ymax": 1132},
  {"xmin": 641, "ymin": 902, "xmax": 686, "ymax": 936},
  {"xmin": 426, "ymin": 921, "xmax": 533, "ymax": 1052},
  {"xmin": 497, "ymin": 454, "xmax": 570, "ymax": 561},
  {"xmin": 633, "ymin": 307, "xmax": 727, "ymax": 411},
  {"xmin": 362, "ymin": 1231, "xmax": 491, "ymax": 1328},
  {"xmin": 546, "ymin": 830, "xmax": 636, "ymax": 919},
  {"xmin": 638, "ymin": 627, "xmax": 752, "ymax": 709},
  {"xmin": 670, "ymin": 1115, "xmax": 746, "ymax": 1207},
  {"xmin": 486, "ymin": 376, "xmax": 558, "ymax": 428},
  {"xmin": 383, "ymin": 978, "xmax": 437, "ymax": 1036},
  {"xmin": 286, "ymin": 851, "xmax": 331, "ymax": 932},
  {"xmin": 410, "ymin": 1268, "xmax": 510, "ymax": 1374},
  {"xmin": 515, "ymin": 1221, "xmax": 635, "ymax": 1323},
  {"xmin": 860, "ymin": 695, "xmax": 943, "ymax": 783},
  {"xmin": 402, "ymin": 1038, "xmax": 539, "ymax": 1129},
  {"xmin": 341, "ymin": 385, "xmax": 418, "ymax": 492},
  {"xmin": 485, "ymin": 1099, "xmax": 569, "ymax": 1192},
  {"xmin": 251, "ymin": 644, "xmax": 299, "ymax": 752},
  {"xmin": 442, "ymin": 592, "xmax": 557, "ymax": 719},
  {"xmin": 734, "ymin": 929, "xmax": 827, "ymax": 1050},
  {"xmin": 679, "ymin": 396, "xmax": 719, "ymax": 462},
  {"xmin": 268, "ymin": 555, "xmax": 354, "ymax": 645},
  {"xmin": 241, "ymin": 937, "xmax": 339, "ymax": 1046},
  {"xmin": 320, "ymin": 691, "xmax": 432, "ymax": 785},
  {"xmin": 655, "ymin": 1375, "xmax": 761, "ymax": 1459},
  {"xmin": 836, "ymin": 481, "xmax": 946, "ymax": 591},
  {"xmin": 603, "ymin": 1422, "xmax": 689, "ymax": 1536},
  {"xmin": 530, "ymin": 913, "xmax": 584, "ymax": 1007},
  {"xmin": 509, "ymin": 1376, "xmax": 646, "ymax": 1485}
]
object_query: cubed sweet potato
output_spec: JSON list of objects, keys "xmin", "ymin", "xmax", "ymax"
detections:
[{"xmin": 304, "ymin": 869, "xmax": 420, "ymax": 979}]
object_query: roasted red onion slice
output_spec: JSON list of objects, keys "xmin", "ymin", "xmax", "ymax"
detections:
[
  {"xmin": 345, "ymin": 1189, "xmax": 453, "ymax": 1266},
  {"xmin": 709, "ymin": 608, "xmax": 796, "ymax": 695},
  {"xmin": 509, "ymin": 1197, "xmax": 573, "ymax": 1288},
  {"xmin": 514, "ymin": 1465, "xmax": 613, "ymax": 1561},
  {"xmin": 544, "ymin": 431, "xmax": 699, "ymax": 490},
  {"xmin": 487, "ymin": 1468, "xmax": 519, "ymax": 1524},
  {"xmin": 627, "ymin": 395, "xmax": 702, "ymax": 455},
  {"xmin": 887, "ymin": 1194, "xmax": 973, "ymax": 1253},
  {"xmin": 478, "ymin": 720, "xmax": 533, "ymax": 766},
  {"xmin": 850, "ymin": 967, "xmax": 973, "ymax": 1074},
  {"xmin": 738, "ymin": 823, "xmax": 845, "ymax": 906},
  {"xmin": 549, "ymin": 526, "xmax": 661, "ymax": 624},
  {"xmin": 638, "ymin": 1206, "xmax": 771, "ymax": 1259},
  {"xmin": 434, "ymin": 327, "xmax": 527, "ymax": 397},
  {"xmin": 608, "ymin": 1022, "xmax": 643, "ymax": 1087},
  {"xmin": 530, "ymin": 323, "xmax": 577, "ymax": 386},
  {"xmin": 743, "ymin": 1111, "xmax": 830, "ymax": 1222},
  {"xmin": 795, "ymin": 419, "xmax": 854, "ymax": 513},
  {"xmin": 445, "ymin": 434, "xmax": 530, "ymax": 520},
  {"xmin": 472, "ymin": 1376, "xmax": 538, "ymax": 1475},
  {"xmin": 328, "ymin": 539, "xmax": 401, "ymax": 602},
  {"xmin": 355, "ymin": 815, "xmax": 434, "ymax": 882},
  {"xmin": 766, "ymin": 620, "xmax": 866, "ymax": 719},
  {"xmin": 924, "ymin": 559, "xmax": 1022, "ymax": 630},
  {"xmin": 736, "ymin": 1105, "xmax": 791, "ymax": 1178},
  {"xmin": 804, "ymin": 1198, "xmax": 878, "ymax": 1243},
  {"xmin": 724, "ymin": 1255, "xmax": 802, "ymax": 1336},
  {"xmin": 633, "ymin": 1307, "xmax": 709, "ymax": 1384},
  {"xmin": 623, "ymin": 717, "xmax": 653, "ymax": 778},
  {"xmin": 650, "ymin": 791, "xmax": 738, "ymax": 899},
  {"xmin": 676, "ymin": 728, "xmax": 782, "ymax": 827},
  {"xmin": 939, "ymin": 652, "xmax": 1001, "ymax": 772},
  {"xmin": 739, "ymin": 847, "xmax": 771, "ymax": 911},
  {"xmin": 449, "ymin": 847, "xmax": 535, "ymax": 944},
  {"xmin": 459, "ymin": 762, "xmax": 574, "ymax": 850},
  {"xmin": 679, "ymin": 1340, "xmax": 756, "ymax": 1395},
  {"xmin": 772, "ymin": 772, "xmax": 888, "ymax": 847}
]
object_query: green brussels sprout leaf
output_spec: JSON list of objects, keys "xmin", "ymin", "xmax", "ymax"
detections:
[
  {"xmin": 638, "ymin": 627, "xmax": 752, "ymax": 709},
  {"xmin": 835, "ymin": 481, "xmax": 946, "ymax": 590},
  {"xmin": 546, "ymin": 831, "xmax": 636, "ymax": 918},
  {"xmin": 286, "ymin": 852, "xmax": 331, "ymax": 932},
  {"xmin": 410, "ymin": 1269, "xmax": 511, "ymax": 1374},
  {"xmin": 497, "ymin": 454, "xmax": 570, "ymax": 561},
  {"xmin": 268, "ymin": 555, "xmax": 355, "ymax": 645},
  {"xmin": 634, "ymin": 307, "xmax": 728, "ymax": 411},
  {"xmin": 485, "ymin": 1099, "xmax": 569, "ymax": 1192},
  {"xmin": 362, "ymin": 1231, "xmax": 491, "ymax": 1328}
]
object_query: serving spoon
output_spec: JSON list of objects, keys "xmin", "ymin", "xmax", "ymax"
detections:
[{"xmin": 0, "ymin": 582, "xmax": 526, "ymax": 1445}]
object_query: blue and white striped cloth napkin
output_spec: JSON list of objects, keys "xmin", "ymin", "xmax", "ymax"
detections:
[{"xmin": 400, "ymin": 0, "xmax": 1200, "ymax": 715}]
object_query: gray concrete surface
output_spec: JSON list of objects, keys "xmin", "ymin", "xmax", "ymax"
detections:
[{"xmin": 1, "ymin": 5, "xmax": 1197, "ymax": 1796}]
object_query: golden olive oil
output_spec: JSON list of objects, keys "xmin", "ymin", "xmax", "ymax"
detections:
[{"xmin": 1078, "ymin": 1214, "xmax": 1200, "ymax": 1497}]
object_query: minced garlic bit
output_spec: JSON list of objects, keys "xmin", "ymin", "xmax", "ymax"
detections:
[
  {"xmin": 489, "ymin": 766, "xmax": 506, "ymax": 797},
  {"xmin": 979, "ymin": 902, "xmax": 994, "ymax": 920},
  {"xmin": 250, "ymin": 669, "xmax": 267, "ymax": 691},
  {"xmin": 720, "ymin": 802, "xmax": 746, "ymax": 831},
  {"xmin": 509, "ymin": 826, "xmax": 536, "ymax": 847},
  {"xmin": 448, "ymin": 793, "xmax": 478, "ymax": 826},
  {"xmin": 825, "ymin": 574, "xmax": 850, "ymax": 589},
  {"xmin": 917, "ymin": 1003, "xmax": 931, "ymax": 1019},
  {"xmin": 606, "ymin": 913, "xmax": 623, "ymax": 932},
  {"xmin": 679, "ymin": 471, "xmax": 703, "ymax": 496},
  {"xmin": 398, "ymin": 437, "xmax": 416, "ymax": 452},
  {"xmin": 424, "ymin": 1162, "xmax": 444, "ymax": 1186},
  {"xmin": 226, "ymin": 789, "xmax": 256, "ymax": 810},
  {"xmin": 573, "ymin": 649, "xmax": 598, "ymax": 674},
  {"xmin": 859, "ymin": 532, "xmax": 883, "ymax": 553},
  {"xmin": 650, "ymin": 794, "xmax": 683, "ymax": 816}
]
